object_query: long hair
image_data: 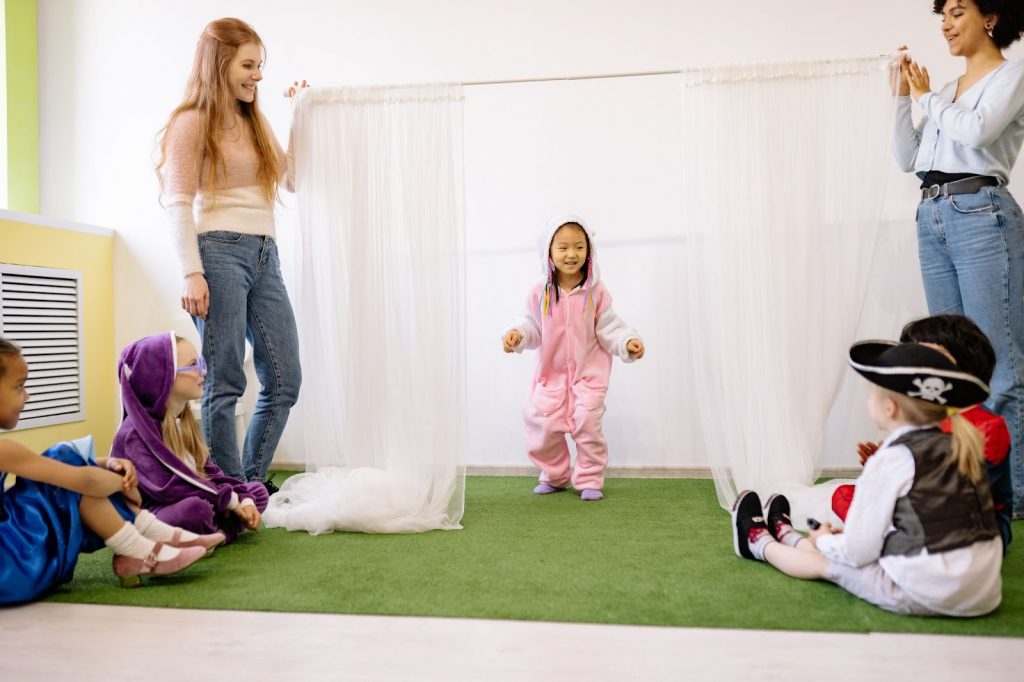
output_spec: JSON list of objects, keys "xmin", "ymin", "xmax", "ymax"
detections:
[
  {"xmin": 156, "ymin": 18, "xmax": 281, "ymax": 204},
  {"xmin": 887, "ymin": 389, "xmax": 986, "ymax": 484},
  {"xmin": 162, "ymin": 337, "xmax": 211, "ymax": 477}
]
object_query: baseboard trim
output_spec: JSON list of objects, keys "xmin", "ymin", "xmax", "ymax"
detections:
[
  {"xmin": 272, "ymin": 462, "xmax": 862, "ymax": 480},
  {"xmin": 466, "ymin": 466, "xmax": 862, "ymax": 479}
]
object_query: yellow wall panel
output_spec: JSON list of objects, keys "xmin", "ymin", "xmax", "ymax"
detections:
[{"xmin": 1, "ymin": 217, "xmax": 116, "ymax": 455}]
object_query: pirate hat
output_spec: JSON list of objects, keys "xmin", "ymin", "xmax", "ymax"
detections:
[{"xmin": 848, "ymin": 340, "xmax": 990, "ymax": 408}]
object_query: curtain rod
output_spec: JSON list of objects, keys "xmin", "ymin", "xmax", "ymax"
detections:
[
  {"xmin": 461, "ymin": 68, "xmax": 681, "ymax": 86},
  {"xmin": 284, "ymin": 54, "xmax": 893, "ymax": 95},
  {"xmin": 461, "ymin": 54, "xmax": 893, "ymax": 87}
]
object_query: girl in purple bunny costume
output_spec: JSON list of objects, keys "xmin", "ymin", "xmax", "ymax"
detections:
[{"xmin": 113, "ymin": 332, "xmax": 267, "ymax": 542}]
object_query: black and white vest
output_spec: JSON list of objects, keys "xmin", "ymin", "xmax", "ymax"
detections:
[{"xmin": 881, "ymin": 427, "xmax": 999, "ymax": 557}]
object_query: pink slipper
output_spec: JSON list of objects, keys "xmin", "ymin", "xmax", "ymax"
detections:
[{"xmin": 112, "ymin": 543, "xmax": 206, "ymax": 588}]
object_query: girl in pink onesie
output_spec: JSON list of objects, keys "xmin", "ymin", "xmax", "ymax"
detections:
[{"xmin": 502, "ymin": 216, "xmax": 645, "ymax": 501}]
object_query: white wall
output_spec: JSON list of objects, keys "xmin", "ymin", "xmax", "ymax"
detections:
[{"xmin": 37, "ymin": 1, "xmax": 1024, "ymax": 468}]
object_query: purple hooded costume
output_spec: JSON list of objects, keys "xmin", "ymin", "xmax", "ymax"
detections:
[{"xmin": 112, "ymin": 332, "xmax": 267, "ymax": 542}]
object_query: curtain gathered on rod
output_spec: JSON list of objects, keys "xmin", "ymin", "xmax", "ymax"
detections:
[
  {"xmin": 263, "ymin": 83, "xmax": 467, "ymax": 534},
  {"xmin": 678, "ymin": 56, "xmax": 899, "ymax": 516}
]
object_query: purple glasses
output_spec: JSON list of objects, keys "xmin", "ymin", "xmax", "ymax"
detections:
[{"xmin": 176, "ymin": 356, "xmax": 207, "ymax": 376}]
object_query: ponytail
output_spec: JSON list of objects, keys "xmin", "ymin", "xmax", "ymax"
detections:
[
  {"xmin": 947, "ymin": 411, "xmax": 986, "ymax": 484},
  {"xmin": 888, "ymin": 390, "xmax": 986, "ymax": 483}
]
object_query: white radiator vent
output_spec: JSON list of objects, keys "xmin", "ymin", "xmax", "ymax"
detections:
[{"xmin": 0, "ymin": 263, "xmax": 85, "ymax": 429}]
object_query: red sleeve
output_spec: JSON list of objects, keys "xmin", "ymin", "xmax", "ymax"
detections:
[
  {"xmin": 941, "ymin": 408, "xmax": 1010, "ymax": 465},
  {"xmin": 831, "ymin": 484, "xmax": 856, "ymax": 522}
]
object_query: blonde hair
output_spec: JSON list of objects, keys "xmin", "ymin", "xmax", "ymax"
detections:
[
  {"xmin": 156, "ymin": 17, "xmax": 281, "ymax": 203},
  {"xmin": 162, "ymin": 336, "xmax": 211, "ymax": 477},
  {"xmin": 886, "ymin": 389, "xmax": 986, "ymax": 484}
]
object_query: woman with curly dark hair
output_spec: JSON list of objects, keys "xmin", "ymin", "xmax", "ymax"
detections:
[{"xmin": 892, "ymin": 0, "xmax": 1024, "ymax": 520}]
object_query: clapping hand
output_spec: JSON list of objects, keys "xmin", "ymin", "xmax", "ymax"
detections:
[
  {"xmin": 890, "ymin": 45, "xmax": 911, "ymax": 96},
  {"xmin": 856, "ymin": 440, "xmax": 881, "ymax": 466},
  {"xmin": 901, "ymin": 58, "xmax": 931, "ymax": 101}
]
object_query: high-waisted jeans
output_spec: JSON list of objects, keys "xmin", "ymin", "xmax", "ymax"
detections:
[
  {"xmin": 195, "ymin": 231, "xmax": 302, "ymax": 482},
  {"xmin": 916, "ymin": 185, "xmax": 1024, "ymax": 517}
]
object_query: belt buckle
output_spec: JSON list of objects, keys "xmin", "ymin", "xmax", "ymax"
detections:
[{"xmin": 924, "ymin": 184, "xmax": 941, "ymax": 200}]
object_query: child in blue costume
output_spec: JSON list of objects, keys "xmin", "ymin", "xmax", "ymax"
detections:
[{"xmin": 0, "ymin": 338, "xmax": 217, "ymax": 603}]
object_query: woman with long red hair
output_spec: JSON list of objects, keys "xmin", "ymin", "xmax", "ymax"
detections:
[{"xmin": 157, "ymin": 18, "xmax": 304, "ymax": 491}]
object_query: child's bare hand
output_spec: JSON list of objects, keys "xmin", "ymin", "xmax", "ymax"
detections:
[
  {"xmin": 503, "ymin": 330, "xmax": 522, "ymax": 353},
  {"xmin": 626, "ymin": 339, "xmax": 645, "ymax": 359},
  {"xmin": 107, "ymin": 458, "xmax": 137, "ymax": 490},
  {"xmin": 809, "ymin": 521, "xmax": 837, "ymax": 547},
  {"xmin": 856, "ymin": 440, "xmax": 881, "ymax": 466},
  {"xmin": 235, "ymin": 504, "xmax": 261, "ymax": 530}
]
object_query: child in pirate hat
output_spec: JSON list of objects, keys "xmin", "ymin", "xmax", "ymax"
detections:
[{"xmin": 731, "ymin": 341, "xmax": 1003, "ymax": 616}]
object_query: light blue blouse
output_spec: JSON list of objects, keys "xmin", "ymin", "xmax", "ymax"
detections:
[{"xmin": 892, "ymin": 59, "xmax": 1024, "ymax": 185}]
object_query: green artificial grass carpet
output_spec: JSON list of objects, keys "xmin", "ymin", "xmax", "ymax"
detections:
[{"xmin": 45, "ymin": 476, "xmax": 1024, "ymax": 636}]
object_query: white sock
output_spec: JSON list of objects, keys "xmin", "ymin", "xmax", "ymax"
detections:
[
  {"xmin": 104, "ymin": 523, "xmax": 180, "ymax": 561},
  {"xmin": 134, "ymin": 510, "xmax": 198, "ymax": 543},
  {"xmin": 774, "ymin": 521, "xmax": 803, "ymax": 548},
  {"xmin": 749, "ymin": 527, "xmax": 775, "ymax": 562}
]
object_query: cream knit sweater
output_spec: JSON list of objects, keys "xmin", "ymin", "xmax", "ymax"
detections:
[{"xmin": 162, "ymin": 109, "xmax": 293, "ymax": 276}]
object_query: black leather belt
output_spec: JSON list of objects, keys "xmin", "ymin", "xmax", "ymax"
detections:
[{"xmin": 921, "ymin": 175, "xmax": 999, "ymax": 200}]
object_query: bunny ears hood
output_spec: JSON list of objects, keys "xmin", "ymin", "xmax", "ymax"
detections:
[{"xmin": 539, "ymin": 214, "xmax": 602, "ymax": 285}]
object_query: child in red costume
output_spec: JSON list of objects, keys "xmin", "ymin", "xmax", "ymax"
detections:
[{"xmin": 832, "ymin": 315, "xmax": 1012, "ymax": 551}]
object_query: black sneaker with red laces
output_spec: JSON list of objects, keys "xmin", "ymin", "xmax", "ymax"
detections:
[
  {"xmin": 764, "ymin": 493, "xmax": 793, "ymax": 542},
  {"xmin": 731, "ymin": 489, "xmax": 768, "ymax": 560}
]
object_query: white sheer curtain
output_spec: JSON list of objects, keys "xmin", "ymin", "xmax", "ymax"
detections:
[
  {"xmin": 263, "ymin": 84, "xmax": 466, "ymax": 534},
  {"xmin": 679, "ymin": 56, "xmax": 897, "ymax": 512}
]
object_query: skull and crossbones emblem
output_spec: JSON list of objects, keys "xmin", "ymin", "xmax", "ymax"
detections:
[{"xmin": 908, "ymin": 376, "xmax": 953, "ymax": 404}]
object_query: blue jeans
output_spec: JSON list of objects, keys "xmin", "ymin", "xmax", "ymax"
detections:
[
  {"xmin": 195, "ymin": 232, "xmax": 302, "ymax": 482},
  {"xmin": 916, "ymin": 185, "xmax": 1024, "ymax": 517}
]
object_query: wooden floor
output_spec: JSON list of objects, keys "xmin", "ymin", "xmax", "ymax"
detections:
[{"xmin": 1, "ymin": 603, "xmax": 1021, "ymax": 681}]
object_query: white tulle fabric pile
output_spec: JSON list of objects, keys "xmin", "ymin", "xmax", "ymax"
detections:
[{"xmin": 263, "ymin": 83, "xmax": 466, "ymax": 534}]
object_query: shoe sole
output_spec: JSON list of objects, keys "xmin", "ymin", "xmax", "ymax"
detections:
[{"xmin": 731, "ymin": 490, "xmax": 755, "ymax": 560}]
